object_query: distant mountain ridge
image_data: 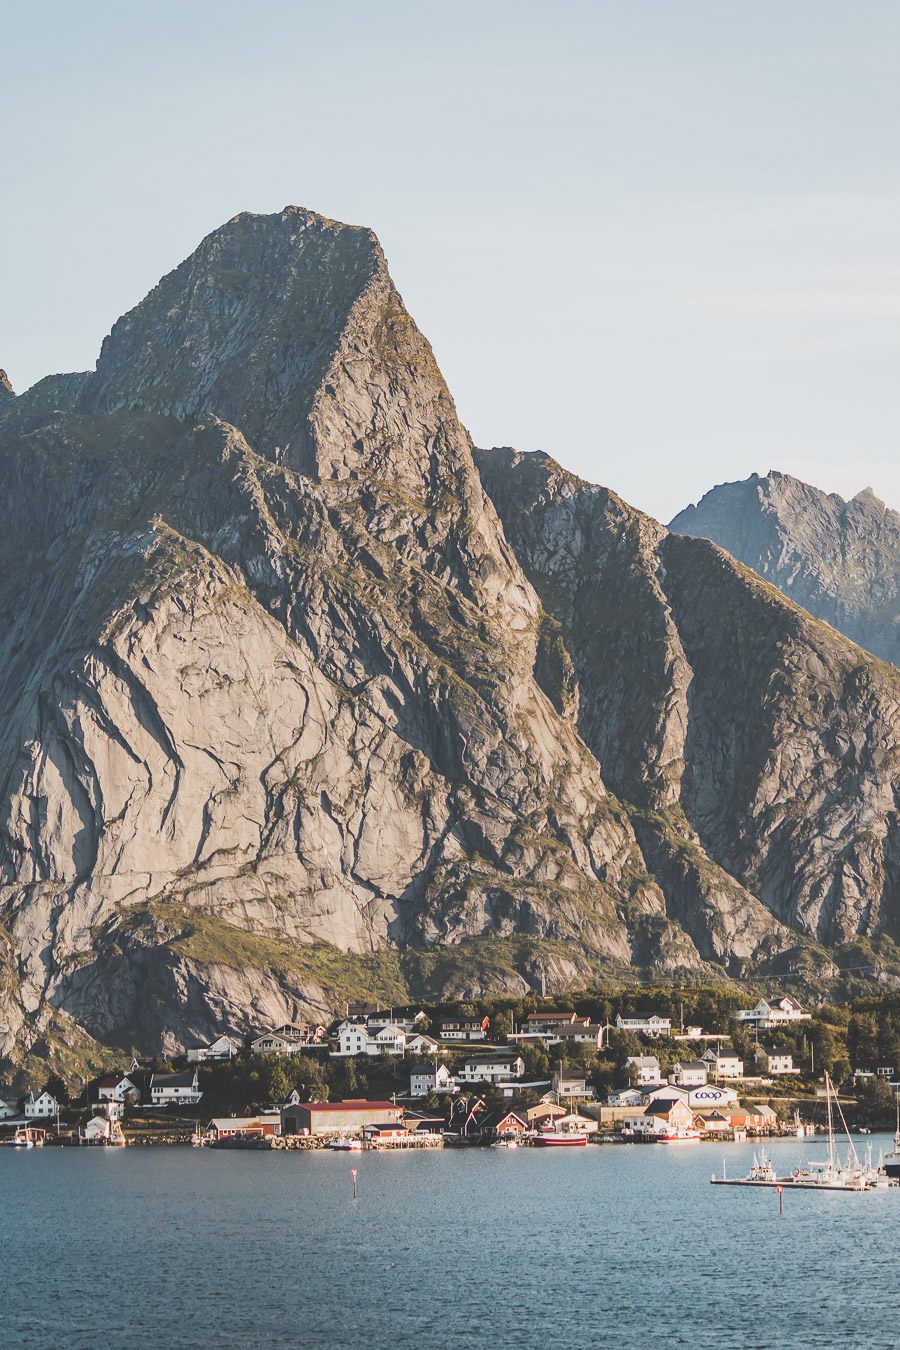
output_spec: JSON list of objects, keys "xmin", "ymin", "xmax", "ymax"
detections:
[{"xmin": 670, "ymin": 471, "xmax": 900, "ymax": 665}]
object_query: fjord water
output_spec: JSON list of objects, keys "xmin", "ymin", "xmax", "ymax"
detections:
[{"xmin": 2, "ymin": 1139, "xmax": 898, "ymax": 1349}]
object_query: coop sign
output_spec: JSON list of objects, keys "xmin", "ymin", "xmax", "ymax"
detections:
[{"xmin": 692, "ymin": 1089, "xmax": 727, "ymax": 1102}]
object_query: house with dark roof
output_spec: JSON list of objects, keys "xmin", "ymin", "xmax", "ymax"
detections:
[
  {"xmin": 281, "ymin": 1100, "xmax": 403, "ymax": 1136},
  {"xmin": 456, "ymin": 1052, "xmax": 524, "ymax": 1086},
  {"xmin": 438, "ymin": 1015, "xmax": 490, "ymax": 1041},
  {"xmin": 150, "ymin": 1070, "xmax": 202, "ymax": 1106},
  {"xmin": 755, "ymin": 1046, "xmax": 795, "ymax": 1076},
  {"xmin": 474, "ymin": 1108, "xmax": 528, "ymax": 1141},
  {"xmin": 623, "ymin": 1097, "xmax": 696, "ymax": 1138},
  {"xmin": 669, "ymin": 1060, "xmax": 708, "ymax": 1087}
]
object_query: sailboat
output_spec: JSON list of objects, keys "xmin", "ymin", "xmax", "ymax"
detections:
[
  {"xmin": 883, "ymin": 1096, "xmax": 900, "ymax": 1179},
  {"xmin": 789, "ymin": 1074, "xmax": 869, "ymax": 1190}
]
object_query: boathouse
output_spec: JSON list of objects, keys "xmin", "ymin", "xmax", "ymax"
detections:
[{"xmin": 281, "ymin": 1100, "xmax": 403, "ymax": 1136}]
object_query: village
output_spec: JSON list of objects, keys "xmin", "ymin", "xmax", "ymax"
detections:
[{"xmin": 5, "ymin": 992, "xmax": 898, "ymax": 1150}]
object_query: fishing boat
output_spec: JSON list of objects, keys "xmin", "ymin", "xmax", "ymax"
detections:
[
  {"xmin": 329, "ymin": 1137, "xmax": 363, "ymax": 1151},
  {"xmin": 10, "ymin": 1126, "xmax": 44, "ymax": 1148},
  {"xmin": 884, "ymin": 1098, "xmax": 900, "ymax": 1179},
  {"xmin": 531, "ymin": 1130, "xmax": 588, "ymax": 1147},
  {"xmin": 711, "ymin": 1147, "xmax": 781, "ymax": 1186},
  {"xmin": 657, "ymin": 1129, "xmax": 701, "ymax": 1143}
]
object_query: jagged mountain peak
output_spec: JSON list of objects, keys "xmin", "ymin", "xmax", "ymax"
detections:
[
  {"xmin": 81, "ymin": 206, "xmax": 468, "ymax": 495},
  {"xmin": 670, "ymin": 469, "xmax": 900, "ymax": 664},
  {"xmin": 0, "ymin": 370, "xmax": 14, "ymax": 401}
]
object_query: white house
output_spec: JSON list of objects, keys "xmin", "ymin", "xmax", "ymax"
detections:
[
  {"xmin": 669, "ymin": 1060, "xmax": 708, "ymax": 1087},
  {"xmin": 456, "ymin": 1053, "xmax": 524, "ymax": 1086},
  {"xmin": 150, "ymin": 1071, "xmax": 202, "ymax": 1106},
  {"xmin": 607, "ymin": 1087, "xmax": 647, "ymax": 1107},
  {"xmin": 82, "ymin": 1115, "xmax": 111, "ymax": 1142},
  {"xmin": 438, "ymin": 1016, "xmax": 490, "ymax": 1041},
  {"xmin": 410, "ymin": 1064, "xmax": 457, "ymax": 1096},
  {"xmin": 552, "ymin": 1024, "xmax": 605, "ymax": 1050},
  {"xmin": 616, "ymin": 1013, "xmax": 672, "ymax": 1037},
  {"xmin": 333, "ymin": 1023, "xmax": 407, "ymax": 1057},
  {"xmin": 625, "ymin": 1055, "xmax": 662, "ymax": 1085},
  {"xmin": 738, "ymin": 997, "xmax": 810, "ymax": 1029},
  {"xmin": 405, "ymin": 1033, "xmax": 440, "ymax": 1055},
  {"xmin": 757, "ymin": 1046, "xmax": 795, "ymax": 1076},
  {"xmin": 366, "ymin": 1011, "xmax": 426, "ymax": 1035},
  {"xmin": 24, "ymin": 1090, "xmax": 59, "ymax": 1119},
  {"xmin": 552, "ymin": 1070, "xmax": 596, "ymax": 1101},
  {"xmin": 96, "ymin": 1074, "xmax": 138, "ymax": 1103},
  {"xmin": 701, "ymin": 1048, "xmax": 745, "ymax": 1079},
  {"xmin": 187, "ymin": 1034, "xmax": 242, "ymax": 1062},
  {"xmin": 646, "ymin": 1082, "xmax": 739, "ymax": 1110},
  {"xmin": 0, "ymin": 1096, "xmax": 19, "ymax": 1119},
  {"xmin": 251, "ymin": 1024, "xmax": 316, "ymax": 1056}
]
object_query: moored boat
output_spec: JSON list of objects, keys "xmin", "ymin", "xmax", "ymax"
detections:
[
  {"xmin": 884, "ymin": 1099, "xmax": 900, "ymax": 1179},
  {"xmin": 531, "ymin": 1131, "xmax": 588, "ymax": 1147},
  {"xmin": 10, "ymin": 1126, "xmax": 44, "ymax": 1148}
]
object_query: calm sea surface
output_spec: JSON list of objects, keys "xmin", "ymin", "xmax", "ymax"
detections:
[{"xmin": 2, "ymin": 1135, "xmax": 898, "ymax": 1349}]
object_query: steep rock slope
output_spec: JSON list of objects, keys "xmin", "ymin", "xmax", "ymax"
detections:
[
  {"xmin": 670, "ymin": 472, "xmax": 900, "ymax": 664},
  {"xmin": 0, "ymin": 209, "xmax": 683, "ymax": 1064},
  {"xmin": 477, "ymin": 450, "xmax": 900, "ymax": 960}
]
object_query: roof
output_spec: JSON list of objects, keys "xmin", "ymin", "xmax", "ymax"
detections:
[
  {"xmin": 96, "ymin": 1074, "xmax": 132, "ymax": 1088},
  {"xmin": 283, "ymin": 1100, "xmax": 399, "ymax": 1113},
  {"xmin": 675, "ymin": 1061, "xmax": 707, "ymax": 1072},
  {"xmin": 151, "ymin": 1072, "xmax": 197, "ymax": 1088},
  {"xmin": 478, "ymin": 1108, "xmax": 528, "ymax": 1130},
  {"xmin": 463, "ymin": 1053, "xmax": 520, "ymax": 1065}
]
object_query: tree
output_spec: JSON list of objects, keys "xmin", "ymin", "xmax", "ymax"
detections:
[
  {"xmin": 43, "ymin": 1072, "xmax": 68, "ymax": 1105},
  {"xmin": 848, "ymin": 1013, "xmax": 879, "ymax": 1065},
  {"xmin": 856, "ymin": 1075, "xmax": 895, "ymax": 1122}
]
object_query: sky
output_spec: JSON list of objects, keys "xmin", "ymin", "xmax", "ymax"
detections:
[{"xmin": 2, "ymin": 0, "xmax": 899, "ymax": 524}]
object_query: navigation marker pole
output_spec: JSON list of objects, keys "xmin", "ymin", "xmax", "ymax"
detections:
[
  {"xmin": 351, "ymin": 1167, "xmax": 358, "ymax": 1199},
  {"xmin": 777, "ymin": 1184, "xmax": 783, "ymax": 1216}
]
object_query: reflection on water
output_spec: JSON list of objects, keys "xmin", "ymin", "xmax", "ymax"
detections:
[{"xmin": 1, "ymin": 1137, "xmax": 899, "ymax": 1349}]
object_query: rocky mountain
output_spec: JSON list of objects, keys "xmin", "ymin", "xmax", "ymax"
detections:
[
  {"xmin": 478, "ymin": 451, "xmax": 900, "ymax": 960},
  {"xmin": 2, "ymin": 209, "xmax": 900, "ymax": 1076},
  {"xmin": 670, "ymin": 472, "xmax": 900, "ymax": 665}
]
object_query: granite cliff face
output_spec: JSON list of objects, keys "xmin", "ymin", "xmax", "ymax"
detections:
[
  {"xmin": 477, "ymin": 450, "xmax": 900, "ymax": 961},
  {"xmin": 2, "ymin": 210, "xmax": 900, "ymax": 1072},
  {"xmin": 670, "ymin": 472, "xmax": 900, "ymax": 664},
  {"xmin": 0, "ymin": 209, "xmax": 661, "ymax": 1066}
]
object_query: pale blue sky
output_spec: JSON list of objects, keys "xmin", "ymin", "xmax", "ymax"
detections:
[{"xmin": 3, "ymin": 1, "xmax": 899, "ymax": 522}]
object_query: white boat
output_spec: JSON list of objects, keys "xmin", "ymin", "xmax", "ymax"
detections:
[
  {"xmin": 713, "ymin": 1076, "xmax": 875, "ymax": 1191},
  {"xmin": 329, "ymin": 1138, "xmax": 363, "ymax": 1151},
  {"xmin": 788, "ymin": 1074, "xmax": 870, "ymax": 1191},
  {"xmin": 711, "ymin": 1147, "xmax": 780, "ymax": 1186},
  {"xmin": 883, "ymin": 1098, "xmax": 900, "ymax": 1179}
]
